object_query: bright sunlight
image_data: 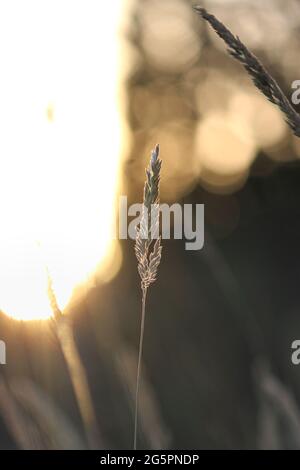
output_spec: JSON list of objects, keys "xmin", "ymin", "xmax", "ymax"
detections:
[{"xmin": 0, "ymin": 1, "xmax": 122, "ymax": 320}]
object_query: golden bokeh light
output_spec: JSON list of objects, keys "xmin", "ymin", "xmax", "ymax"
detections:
[
  {"xmin": 229, "ymin": 90, "xmax": 287, "ymax": 150},
  {"xmin": 139, "ymin": 0, "xmax": 201, "ymax": 73},
  {"xmin": 0, "ymin": 1, "xmax": 123, "ymax": 320},
  {"xmin": 195, "ymin": 111, "xmax": 257, "ymax": 178}
]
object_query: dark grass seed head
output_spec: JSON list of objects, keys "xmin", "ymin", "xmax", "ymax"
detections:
[{"xmin": 193, "ymin": 6, "xmax": 300, "ymax": 137}]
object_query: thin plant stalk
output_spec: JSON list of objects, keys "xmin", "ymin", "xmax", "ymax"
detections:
[
  {"xmin": 133, "ymin": 286, "xmax": 147, "ymax": 450},
  {"xmin": 134, "ymin": 144, "xmax": 162, "ymax": 449},
  {"xmin": 47, "ymin": 273, "xmax": 102, "ymax": 449}
]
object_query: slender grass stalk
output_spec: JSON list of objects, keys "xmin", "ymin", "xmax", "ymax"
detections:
[
  {"xmin": 133, "ymin": 287, "xmax": 146, "ymax": 450},
  {"xmin": 47, "ymin": 273, "xmax": 102, "ymax": 449},
  {"xmin": 134, "ymin": 144, "xmax": 162, "ymax": 450},
  {"xmin": 193, "ymin": 6, "xmax": 300, "ymax": 137}
]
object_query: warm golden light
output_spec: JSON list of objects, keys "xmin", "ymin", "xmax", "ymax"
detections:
[{"xmin": 0, "ymin": 1, "xmax": 123, "ymax": 320}]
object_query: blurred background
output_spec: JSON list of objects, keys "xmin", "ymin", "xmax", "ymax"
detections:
[{"xmin": 1, "ymin": 0, "xmax": 300, "ymax": 449}]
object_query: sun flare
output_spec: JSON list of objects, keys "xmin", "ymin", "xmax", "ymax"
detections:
[{"xmin": 0, "ymin": 1, "xmax": 123, "ymax": 320}]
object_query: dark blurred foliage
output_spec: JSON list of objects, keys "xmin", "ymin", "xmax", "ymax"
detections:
[{"xmin": 2, "ymin": 0, "xmax": 300, "ymax": 449}]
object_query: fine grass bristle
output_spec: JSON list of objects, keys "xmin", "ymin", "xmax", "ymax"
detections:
[{"xmin": 193, "ymin": 6, "xmax": 300, "ymax": 137}]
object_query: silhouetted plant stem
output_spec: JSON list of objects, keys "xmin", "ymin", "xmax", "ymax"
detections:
[
  {"xmin": 134, "ymin": 286, "xmax": 147, "ymax": 451},
  {"xmin": 134, "ymin": 144, "xmax": 162, "ymax": 450},
  {"xmin": 56, "ymin": 318, "xmax": 101, "ymax": 449},
  {"xmin": 47, "ymin": 273, "xmax": 102, "ymax": 449}
]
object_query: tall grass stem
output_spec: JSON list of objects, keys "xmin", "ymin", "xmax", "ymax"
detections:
[
  {"xmin": 47, "ymin": 272, "xmax": 102, "ymax": 449},
  {"xmin": 133, "ymin": 286, "xmax": 147, "ymax": 450},
  {"xmin": 134, "ymin": 144, "xmax": 162, "ymax": 449},
  {"xmin": 56, "ymin": 319, "xmax": 102, "ymax": 449}
]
